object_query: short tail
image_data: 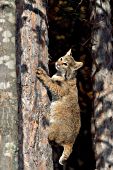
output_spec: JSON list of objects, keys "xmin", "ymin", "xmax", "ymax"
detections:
[{"xmin": 59, "ymin": 143, "xmax": 73, "ymax": 165}]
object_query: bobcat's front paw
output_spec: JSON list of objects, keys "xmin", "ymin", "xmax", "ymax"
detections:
[{"xmin": 36, "ymin": 67, "xmax": 47, "ymax": 79}]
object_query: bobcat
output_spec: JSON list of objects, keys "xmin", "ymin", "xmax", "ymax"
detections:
[{"xmin": 36, "ymin": 49, "xmax": 83, "ymax": 165}]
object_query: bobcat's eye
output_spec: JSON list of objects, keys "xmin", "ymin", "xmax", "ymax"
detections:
[
  {"xmin": 60, "ymin": 57, "xmax": 62, "ymax": 61},
  {"xmin": 63, "ymin": 63, "xmax": 68, "ymax": 66}
]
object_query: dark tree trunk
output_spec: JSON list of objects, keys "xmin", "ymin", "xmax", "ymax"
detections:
[
  {"xmin": 0, "ymin": 1, "xmax": 18, "ymax": 170},
  {"xmin": 91, "ymin": 0, "xmax": 113, "ymax": 169},
  {"xmin": 16, "ymin": 0, "xmax": 53, "ymax": 169}
]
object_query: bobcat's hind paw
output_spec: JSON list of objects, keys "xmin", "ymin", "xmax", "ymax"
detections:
[{"xmin": 59, "ymin": 156, "xmax": 67, "ymax": 165}]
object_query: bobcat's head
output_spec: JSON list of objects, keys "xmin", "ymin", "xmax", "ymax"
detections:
[{"xmin": 55, "ymin": 49, "xmax": 83, "ymax": 79}]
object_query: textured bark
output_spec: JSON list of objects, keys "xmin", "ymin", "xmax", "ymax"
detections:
[
  {"xmin": 16, "ymin": 0, "xmax": 53, "ymax": 169},
  {"xmin": 91, "ymin": 0, "xmax": 113, "ymax": 169},
  {"xmin": 0, "ymin": 1, "xmax": 18, "ymax": 170}
]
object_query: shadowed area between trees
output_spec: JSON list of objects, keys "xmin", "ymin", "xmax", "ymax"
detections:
[{"xmin": 47, "ymin": 0, "xmax": 95, "ymax": 169}]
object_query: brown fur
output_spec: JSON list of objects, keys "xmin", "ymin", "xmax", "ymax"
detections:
[{"xmin": 36, "ymin": 49, "xmax": 83, "ymax": 165}]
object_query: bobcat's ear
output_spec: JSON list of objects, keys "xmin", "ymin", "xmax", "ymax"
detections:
[
  {"xmin": 74, "ymin": 61, "xmax": 83, "ymax": 70},
  {"xmin": 65, "ymin": 49, "xmax": 72, "ymax": 56}
]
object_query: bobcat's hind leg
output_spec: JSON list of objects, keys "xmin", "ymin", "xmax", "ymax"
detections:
[{"xmin": 59, "ymin": 143, "xmax": 73, "ymax": 165}]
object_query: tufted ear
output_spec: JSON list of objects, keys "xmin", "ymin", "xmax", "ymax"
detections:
[
  {"xmin": 74, "ymin": 61, "xmax": 83, "ymax": 70},
  {"xmin": 65, "ymin": 49, "xmax": 72, "ymax": 56}
]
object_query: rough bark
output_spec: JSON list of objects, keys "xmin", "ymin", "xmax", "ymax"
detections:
[
  {"xmin": 16, "ymin": 0, "xmax": 53, "ymax": 169},
  {"xmin": 91, "ymin": 0, "xmax": 113, "ymax": 169},
  {"xmin": 0, "ymin": 1, "xmax": 18, "ymax": 170}
]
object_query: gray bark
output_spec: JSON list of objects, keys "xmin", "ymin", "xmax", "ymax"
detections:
[
  {"xmin": 16, "ymin": 0, "xmax": 53, "ymax": 169},
  {"xmin": 91, "ymin": 0, "xmax": 113, "ymax": 169},
  {"xmin": 0, "ymin": 1, "xmax": 18, "ymax": 170}
]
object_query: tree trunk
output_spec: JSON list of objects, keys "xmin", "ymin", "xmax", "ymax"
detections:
[
  {"xmin": 0, "ymin": 1, "xmax": 18, "ymax": 170},
  {"xmin": 16, "ymin": 0, "xmax": 53, "ymax": 169},
  {"xmin": 91, "ymin": 0, "xmax": 113, "ymax": 169}
]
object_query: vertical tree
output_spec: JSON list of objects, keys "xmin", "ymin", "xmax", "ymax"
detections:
[
  {"xmin": 0, "ymin": 1, "xmax": 18, "ymax": 170},
  {"xmin": 91, "ymin": 0, "xmax": 113, "ymax": 169},
  {"xmin": 16, "ymin": 0, "xmax": 53, "ymax": 169}
]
